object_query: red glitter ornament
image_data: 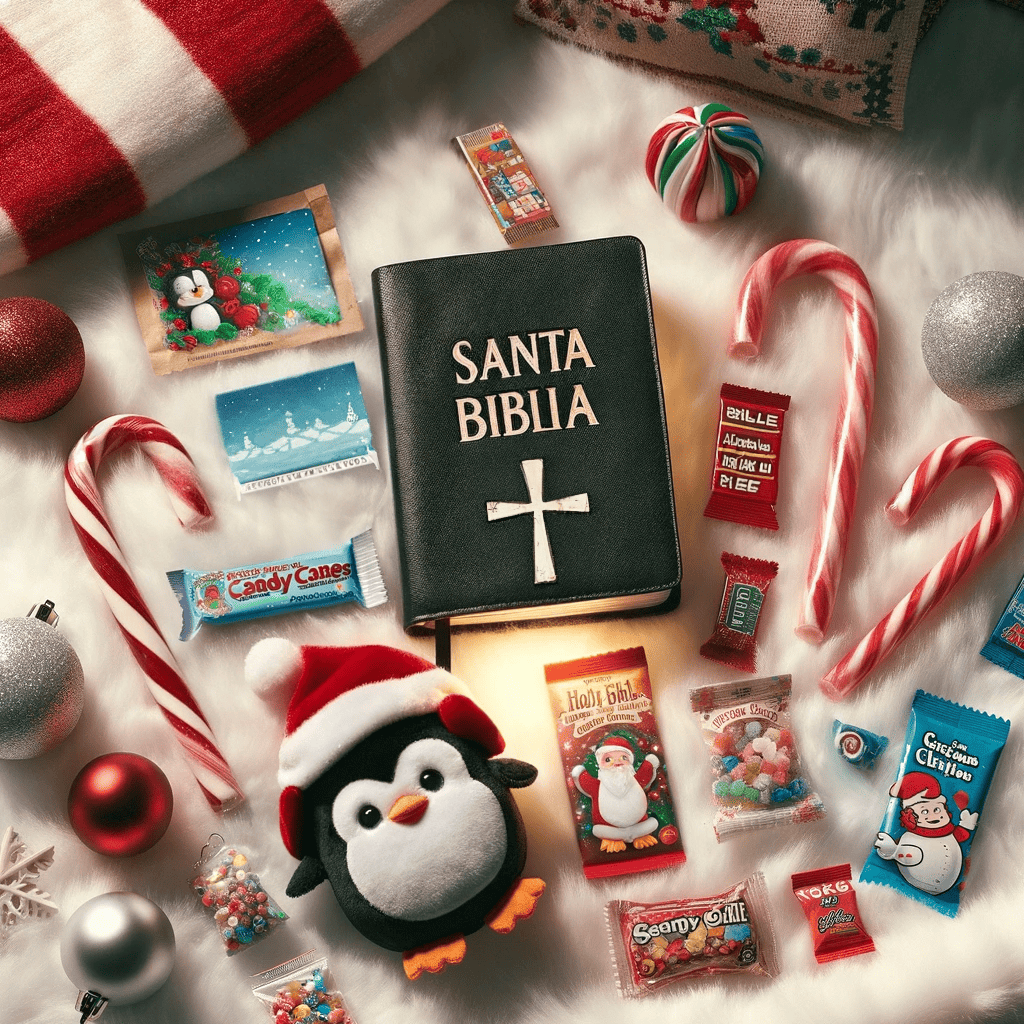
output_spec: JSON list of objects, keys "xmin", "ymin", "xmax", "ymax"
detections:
[
  {"xmin": 0, "ymin": 297, "xmax": 85, "ymax": 422},
  {"xmin": 67, "ymin": 752, "xmax": 173, "ymax": 857}
]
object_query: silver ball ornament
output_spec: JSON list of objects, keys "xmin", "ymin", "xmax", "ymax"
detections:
[
  {"xmin": 921, "ymin": 271, "xmax": 1024, "ymax": 410},
  {"xmin": 0, "ymin": 607, "xmax": 84, "ymax": 759},
  {"xmin": 60, "ymin": 892, "xmax": 175, "ymax": 1011}
]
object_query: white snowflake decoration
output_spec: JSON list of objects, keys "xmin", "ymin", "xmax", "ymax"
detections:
[{"xmin": 0, "ymin": 826, "xmax": 58, "ymax": 938}]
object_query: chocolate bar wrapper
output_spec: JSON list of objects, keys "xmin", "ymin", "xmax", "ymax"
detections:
[
  {"xmin": 168, "ymin": 531, "xmax": 386, "ymax": 640},
  {"xmin": 546, "ymin": 647, "xmax": 685, "ymax": 879},
  {"xmin": 454, "ymin": 123, "xmax": 558, "ymax": 244},
  {"xmin": 859, "ymin": 690, "xmax": 1010, "ymax": 917}
]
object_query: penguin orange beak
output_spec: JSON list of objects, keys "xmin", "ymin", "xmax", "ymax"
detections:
[{"xmin": 388, "ymin": 793, "xmax": 428, "ymax": 826}]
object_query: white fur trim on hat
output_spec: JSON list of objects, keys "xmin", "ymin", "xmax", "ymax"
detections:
[{"xmin": 278, "ymin": 666, "xmax": 469, "ymax": 791}]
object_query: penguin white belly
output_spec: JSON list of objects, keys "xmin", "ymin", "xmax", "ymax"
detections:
[
  {"xmin": 189, "ymin": 304, "xmax": 221, "ymax": 331},
  {"xmin": 596, "ymin": 783, "xmax": 648, "ymax": 830},
  {"xmin": 896, "ymin": 834, "xmax": 962, "ymax": 895},
  {"xmin": 333, "ymin": 738, "xmax": 508, "ymax": 922}
]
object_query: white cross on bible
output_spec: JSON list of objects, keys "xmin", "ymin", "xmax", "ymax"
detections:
[{"xmin": 486, "ymin": 458, "xmax": 590, "ymax": 584}]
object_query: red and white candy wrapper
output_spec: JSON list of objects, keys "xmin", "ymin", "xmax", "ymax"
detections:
[
  {"xmin": 64, "ymin": 414, "xmax": 244, "ymax": 811},
  {"xmin": 690, "ymin": 674, "xmax": 825, "ymax": 840},
  {"xmin": 699, "ymin": 552, "xmax": 778, "ymax": 673},
  {"xmin": 791, "ymin": 863, "xmax": 875, "ymax": 964},
  {"xmin": 605, "ymin": 872, "xmax": 779, "ymax": 998},
  {"xmin": 704, "ymin": 383, "xmax": 790, "ymax": 530}
]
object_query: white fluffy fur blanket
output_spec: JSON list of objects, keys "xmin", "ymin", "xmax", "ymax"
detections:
[{"xmin": 3, "ymin": 1, "xmax": 1024, "ymax": 1022}]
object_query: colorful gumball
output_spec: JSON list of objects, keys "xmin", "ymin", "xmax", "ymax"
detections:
[{"xmin": 645, "ymin": 103, "xmax": 764, "ymax": 223}]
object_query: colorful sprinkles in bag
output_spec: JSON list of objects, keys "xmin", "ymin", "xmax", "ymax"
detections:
[
  {"xmin": 252, "ymin": 950, "xmax": 355, "ymax": 1023},
  {"xmin": 690, "ymin": 674, "xmax": 825, "ymax": 840},
  {"xmin": 791, "ymin": 863, "xmax": 875, "ymax": 964},
  {"xmin": 546, "ymin": 647, "xmax": 686, "ymax": 879},
  {"xmin": 704, "ymin": 383, "xmax": 790, "ymax": 530},
  {"xmin": 605, "ymin": 871, "xmax": 779, "ymax": 997},
  {"xmin": 190, "ymin": 839, "xmax": 288, "ymax": 954},
  {"xmin": 699, "ymin": 552, "xmax": 778, "ymax": 672},
  {"xmin": 860, "ymin": 690, "xmax": 1010, "ymax": 917}
]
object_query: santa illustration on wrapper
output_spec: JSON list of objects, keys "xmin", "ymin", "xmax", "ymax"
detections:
[
  {"xmin": 572, "ymin": 735, "xmax": 660, "ymax": 853},
  {"xmin": 873, "ymin": 771, "xmax": 978, "ymax": 896}
]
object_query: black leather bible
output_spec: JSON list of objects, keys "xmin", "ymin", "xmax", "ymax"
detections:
[{"xmin": 373, "ymin": 236, "xmax": 681, "ymax": 631}]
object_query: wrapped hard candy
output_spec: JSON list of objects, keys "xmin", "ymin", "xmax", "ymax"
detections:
[{"xmin": 645, "ymin": 103, "xmax": 764, "ymax": 223}]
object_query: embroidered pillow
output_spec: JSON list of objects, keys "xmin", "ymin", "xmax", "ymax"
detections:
[{"xmin": 515, "ymin": 0, "xmax": 939, "ymax": 130}]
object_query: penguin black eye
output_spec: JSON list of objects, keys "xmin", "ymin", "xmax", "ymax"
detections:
[
  {"xmin": 357, "ymin": 804, "xmax": 382, "ymax": 829},
  {"xmin": 419, "ymin": 769, "xmax": 444, "ymax": 792}
]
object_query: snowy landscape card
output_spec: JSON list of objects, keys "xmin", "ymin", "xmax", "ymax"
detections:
[
  {"xmin": 215, "ymin": 361, "xmax": 378, "ymax": 495},
  {"xmin": 120, "ymin": 185, "xmax": 363, "ymax": 375}
]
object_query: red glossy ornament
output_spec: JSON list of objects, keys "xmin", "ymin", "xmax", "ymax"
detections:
[
  {"xmin": 68, "ymin": 752, "xmax": 173, "ymax": 857},
  {"xmin": 0, "ymin": 297, "xmax": 86, "ymax": 422}
]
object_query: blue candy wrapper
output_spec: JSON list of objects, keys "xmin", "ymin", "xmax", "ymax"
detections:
[
  {"xmin": 215, "ymin": 361, "xmax": 378, "ymax": 496},
  {"xmin": 832, "ymin": 720, "xmax": 888, "ymax": 770},
  {"xmin": 859, "ymin": 690, "xmax": 1009, "ymax": 917},
  {"xmin": 980, "ymin": 572, "xmax": 1024, "ymax": 678},
  {"xmin": 168, "ymin": 530, "xmax": 387, "ymax": 640}
]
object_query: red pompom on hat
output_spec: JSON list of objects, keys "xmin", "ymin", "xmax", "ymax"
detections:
[
  {"xmin": 247, "ymin": 639, "xmax": 506, "ymax": 858},
  {"xmin": 889, "ymin": 771, "xmax": 944, "ymax": 808}
]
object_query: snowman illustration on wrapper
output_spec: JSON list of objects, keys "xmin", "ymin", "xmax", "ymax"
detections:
[{"xmin": 873, "ymin": 771, "xmax": 978, "ymax": 895}]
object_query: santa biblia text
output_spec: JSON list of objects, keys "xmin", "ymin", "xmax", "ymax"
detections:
[{"xmin": 452, "ymin": 329, "xmax": 599, "ymax": 442}]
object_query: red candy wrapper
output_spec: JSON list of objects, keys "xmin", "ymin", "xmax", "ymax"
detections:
[
  {"xmin": 699, "ymin": 552, "xmax": 778, "ymax": 672},
  {"xmin": 605, "ymin": 872, "xmax": 779, "ymax": 998},
  {"xmin": 791, "ymin": 863, "xmax": 875, "ymax": 964},
  {"xmin": 704, "ymin": 383, "xmax": 791, "ymax": 530},
  {"xmin": 546, "ymin": 647, "xmax": 686, "ymax": 879}
]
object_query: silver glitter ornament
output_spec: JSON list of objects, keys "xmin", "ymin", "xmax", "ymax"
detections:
[
  {"xmin": 60, "ymin": 891, "xmax": 175, "ymax": 1020},
  {"xmin": 921, "ymin": 271, "xmax": 1024, "ymax": 411},
  {"xmin": 0, "ymin": 601, "xmax": 84, "ymax": 759}
]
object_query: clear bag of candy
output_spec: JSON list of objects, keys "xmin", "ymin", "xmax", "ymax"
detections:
[
  {"xmin": 689, "ymin": 674, "xmax": 825, "ymax": 840},
  {"xmin": 189, "ymin": 837, "xmax": 288, "ymax": 954},
  {"xmin": 252, "ymin": 950, "xmax": 355, "ymax": 1024}
]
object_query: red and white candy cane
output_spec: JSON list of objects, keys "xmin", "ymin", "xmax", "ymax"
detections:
[
  {"xmin": 820, "ymin": 436, "xmax": 1024, "ymax": 701},
  {"xmin": 64, "ymin": 415, "xmax": 244, "ymax": 811},
  {"xmin": 731, "ymin": 238, "xmax": 879, "ymax": 644}
]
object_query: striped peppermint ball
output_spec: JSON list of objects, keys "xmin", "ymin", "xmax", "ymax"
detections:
[{"xmin": 646, "ymin": 103, "xmax": 764, "ymax": 223}]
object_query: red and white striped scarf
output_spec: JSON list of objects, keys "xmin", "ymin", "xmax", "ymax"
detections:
[{"xmin": 0, "ymin": 0, "xmax": 449, "ymax": 275}]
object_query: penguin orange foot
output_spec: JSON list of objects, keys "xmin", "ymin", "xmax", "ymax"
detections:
[
  {"xmin": 403, "ymin": 935, "xmax": 468, "ymax": 980},
  {"xmin": 633, "ymin": 834, "xmax": 658, "ymax": 849},
  {"xmin": 600, "ymin": 839, "xmax": 627, "ymax": 853},
  {"xmin": 486, "ymin": 877, "xmax": 546, "ymax": 934}
]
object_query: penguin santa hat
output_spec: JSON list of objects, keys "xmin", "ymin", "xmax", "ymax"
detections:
[{"xmin": 247, "ymin": 638, "xmax": 545, "ymax": 979}]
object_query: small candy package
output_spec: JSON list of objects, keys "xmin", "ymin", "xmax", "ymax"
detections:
[
  {"xmin": 791, "ymin": 863, "xmax": 875, "ymax": 964},
  {"xmin": 546, "ymin": 647, "xmax": 686, "ymax": 879},
  {"xmin": 690, "ymin": 674, "xmax": 826, "ymax": 841},
  {"xmin": 605, "ymin": 871, "xmax": 779, "ymax": 998},
  {"xmin": 167, "ymin": 530, "xmax": 387, "ymax": 640},
  {"xmin": 860, "ymin": 690, "xmax": 1010, "ymax": 917},
  {"xmin": 703, "ymin": 383, "xmax": 791, "ymax": 530},
  {"xmin": 980, "ymin": 571, "xmax": 1024, "ymax": 678},
  {"xmin": 252, "ymin": 950, "xmax": 355, "ymax": 1023},
  {"xmin": 453, "ymin": 122, "xmax": 558, "ymax": 244},
  {"xmin": 832, "ymin": 720, "xmax": 888, "ymax": 770},
  {"xmin": 699, "ymin": 552, "xmax": 778, "ymax": 672},
  {"xmin": 189, "ymin": 838, "xmax": 288, "ymax": 954}
]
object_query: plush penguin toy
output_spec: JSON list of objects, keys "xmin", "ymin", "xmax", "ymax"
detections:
[
  {"xmin": 164, "ymin": 267, "xmax": 221, "ymax": 330},
  {"xmin": 247, "ymin": 640, "xmax": 545, "ymax": 980}
]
